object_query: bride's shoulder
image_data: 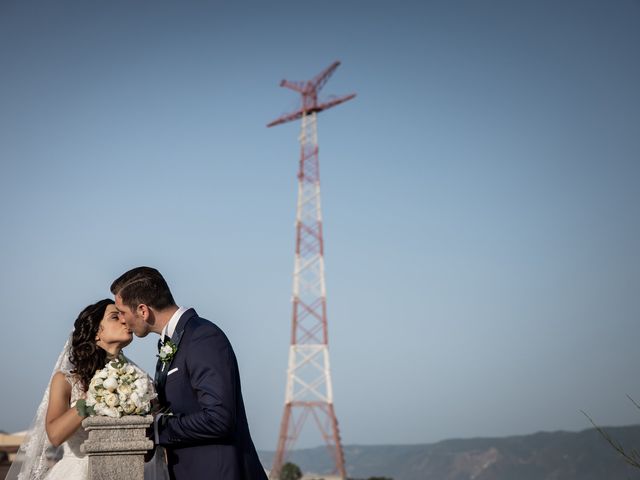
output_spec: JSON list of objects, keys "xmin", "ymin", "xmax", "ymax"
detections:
[
  {"xmin": 50, "ymin": 372, "xmax": 86, "ymax": 404},
  {"xmin": 51, "ymin": 371, "xmax": 81, "ymax": 389},
  {"xmin": 49, "ymin": 371, "xmax": 73, "ymax": 396}
]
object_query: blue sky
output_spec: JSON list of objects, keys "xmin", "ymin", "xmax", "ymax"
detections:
[{"xmin": 1, "ymin": 0, "xmax": 639, "ymax": 451}]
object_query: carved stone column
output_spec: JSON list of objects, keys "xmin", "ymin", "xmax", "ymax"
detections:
[{"xmin": 81, "ymin": 415, "xmax": 154, "ymax": 480}]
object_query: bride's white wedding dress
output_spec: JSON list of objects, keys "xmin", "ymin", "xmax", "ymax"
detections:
[
  {"xmin": 6, "ymin": 336, "xmax": 168, "ymax": 480},
  {"xmin": 44, "ymin": 374, "xmax": 89, "ymax": 480},
  {"xmin": 44, "ymin": 372, "xmax": 169, "ymax": 480}
]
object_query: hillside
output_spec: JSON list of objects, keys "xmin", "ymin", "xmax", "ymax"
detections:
[{"xmin": 259, "ymin": 425, "xmax": 640, "ymax": 480}]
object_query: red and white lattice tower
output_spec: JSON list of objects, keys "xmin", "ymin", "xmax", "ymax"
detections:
[{"xmin": 267, "ymin": 61, "xmax": 355, "ymax": 479}]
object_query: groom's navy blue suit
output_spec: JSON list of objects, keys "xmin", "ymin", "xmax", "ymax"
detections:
[{"xmin": 154, "ymin": 309, "xmax": 267, "ymax": 480}]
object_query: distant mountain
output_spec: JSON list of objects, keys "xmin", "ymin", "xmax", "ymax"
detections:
[{"xmin": 258, "ymin": 425, "xmax": 640, "ymax": 480}]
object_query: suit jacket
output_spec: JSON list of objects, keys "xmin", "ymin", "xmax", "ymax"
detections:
[{"xmin": 154, "ymin": 309, "xmax": 268, "ymax": 480}]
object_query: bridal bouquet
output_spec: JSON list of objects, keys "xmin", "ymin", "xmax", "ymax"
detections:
[{"xmin": 76, "ymin": 356, "xmax": 157, "ymax": 418}]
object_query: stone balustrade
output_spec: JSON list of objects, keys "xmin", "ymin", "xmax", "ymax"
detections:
[{"xmin": 81, "ymin": 415, "xmax": 154, "ymax": 480}]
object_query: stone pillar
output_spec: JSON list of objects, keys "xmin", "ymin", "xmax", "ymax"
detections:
[{"xmin": 81, "ymin": 415, "xmax": 154, "ymax": 480}]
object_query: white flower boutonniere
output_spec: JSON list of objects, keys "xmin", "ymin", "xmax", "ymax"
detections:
[{"xmin": 158, "ymin": 339, "xmax": 178, "ymax": 369}]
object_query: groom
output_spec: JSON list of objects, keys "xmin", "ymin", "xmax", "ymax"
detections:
[{"xmin": 111, "ymin": 266, "xmax": 268, "ymax": 480}]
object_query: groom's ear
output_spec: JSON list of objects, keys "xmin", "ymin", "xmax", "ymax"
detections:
[{"xmin": 137, "ymin": 304, "xmax": 150, "ymax": 321}]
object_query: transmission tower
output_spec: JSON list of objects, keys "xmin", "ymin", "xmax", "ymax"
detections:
[{"xmin": 267, "ymin": 61, "xmax": 355, "ymax": 479}]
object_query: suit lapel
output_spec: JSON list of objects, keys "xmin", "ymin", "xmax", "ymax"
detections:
[{"xmin": 155, "ymin": 308, "xmax": 197, "ymax": 398}]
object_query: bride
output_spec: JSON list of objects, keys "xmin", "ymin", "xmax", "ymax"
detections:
[{"xmin": 6, "ymin": 299, "xmax": 165, "ymax": 480}]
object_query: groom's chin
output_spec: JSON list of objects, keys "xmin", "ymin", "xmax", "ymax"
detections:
[{"xmin": 130, "ymin": 328, "xmax": 149, "ymax": 338}]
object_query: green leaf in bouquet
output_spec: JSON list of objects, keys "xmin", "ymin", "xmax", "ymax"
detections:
[{"xmin": 75, "ymin": 399, "xmax": 95, "ymax": 418}]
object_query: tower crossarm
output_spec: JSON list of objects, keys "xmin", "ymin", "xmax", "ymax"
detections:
[
  {"xmin": 267, "ymin": 94, "xmax": 357, "ymax": 127},
  {"xmin": 266, "ymin": 61, "xmax": 355, "ymax": 128},
  {"xmin": 279, "ymin": 61, "xmax": 340, "ymax": 95},
  {"xmin": 306, "ymin": 60, "xmax": 341, "ymax": 95}
]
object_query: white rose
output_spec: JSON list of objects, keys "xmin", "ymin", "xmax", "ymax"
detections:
[
  {"xmin": 122, "ymin": 402, "xmax": 136, "ymax": 415},
  {"xmin": 159, "ymin": 345, "xmax": 173, "ymax": 359},
  {"xmin": 133, "ymin": 378, "xmax": 148, "ymax": 394},
  {"xmin": 117, "ymin": 383, "xmax": 132, "ymax": 396},
  {"xmin": 103, "ymin": 376, "xmax": 119, "ymax": 392},
  {"xmin": 104, "ymin": 393, "xmax": 120, "ymax": 407},
  {"xmin": 130, "ymin": 392, "xmax": 143, "ymax": 408},
  {"xmin": 96, "ymin": 369, "xmax": 109, "ymax": 379},
  {"xmin": 104, "ymin": 406, "xmax": 120, "ymax": 418},
  {"xmin": 89, "ymin": 378, "xmax": 103, "ymax": 392}
]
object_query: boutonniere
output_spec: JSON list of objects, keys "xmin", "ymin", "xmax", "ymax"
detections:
[{"xmin": 158, "ymin": 338, "xmax": 178, "ymax": 370}]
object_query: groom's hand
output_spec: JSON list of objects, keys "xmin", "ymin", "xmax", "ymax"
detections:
[
  {"xmin": 150, "ymin": 399, "xmax": 172, "ymax": 416},
  {"xmin": 149, "ymin": 398, "xmax": 162, "ymax": 415}
]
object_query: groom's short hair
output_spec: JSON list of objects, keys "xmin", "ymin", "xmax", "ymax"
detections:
[{"xmin": 110, "ymin": 266, "xmax": 176, "ymax": 311}]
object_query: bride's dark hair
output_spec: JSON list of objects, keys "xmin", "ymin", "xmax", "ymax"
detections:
[{"xmin": 70, "ymin": 299, "xmax": 114, "ymax": 390}]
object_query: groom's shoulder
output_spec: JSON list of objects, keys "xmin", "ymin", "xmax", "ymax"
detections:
[{"xmin": 187, "ymin": 312, "xmax": 229, "ymax": 340}]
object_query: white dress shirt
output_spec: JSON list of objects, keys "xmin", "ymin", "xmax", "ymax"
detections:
[
  {"xmin": 161, "ymin": 306, "xmax": 189, "ymax": 340},
  {"xmin": 155, "ymin": 306, "xmax": 189, "ymax": 444}
]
